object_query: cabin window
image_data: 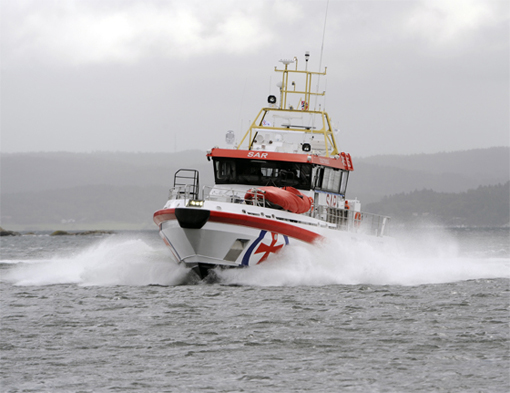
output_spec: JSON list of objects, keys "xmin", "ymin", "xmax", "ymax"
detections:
[
  {"xmin": 333, "ymin": 170, "xmax": 341, "ymax": 192},
  {"xmin": 313, "ymin": 167, "xmax": 324, "ymax": 189},
  {"xmin": 215, "ymin": 160, "xmax": 236, "ymax": 181},
  {"xmin": 322, "ymin": 168, "xmax": 331, "ymax": 190},
  {"xmin": 313, "ymin": 166, "xmax": 349, "ymax": 195},
  {"xmin": 213, "ymin": 158, "xmax": 312, "ymax": 189},
  {"xmin": 340, "ymin": 171, "xmax": 349, "ymax": 195}
]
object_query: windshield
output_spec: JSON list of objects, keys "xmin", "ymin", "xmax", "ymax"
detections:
[{"xmin": 214, "ymin": 158, "xmax": 312, "ymax": 189}]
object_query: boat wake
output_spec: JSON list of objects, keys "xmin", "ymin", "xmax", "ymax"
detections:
[
  {"xmin": 2, "ymin": 237, "xmax": 190, "ymax": 287},
  {"xmin": 216, "ymin": 228, "xmax": 509, "ymax": 287},
  {"xmin": 2, "ymin": 229, "xmax": 508, "ymax": 287}
]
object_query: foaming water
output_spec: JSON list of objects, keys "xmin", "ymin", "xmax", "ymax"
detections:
[
  {"xmin": 2, "ymin": 228, "xmax": 508, "ymax": 287},
  {"xmin": 2, "ymin": 230, "xmax": 508, "ymax": 393},
  {"xmin": 217, "ymin": 228, "xmax": 510, "ymax": 286},
  {"xmin": 2, "ymin": 237, "xmax": 189, "ymax": 286}
]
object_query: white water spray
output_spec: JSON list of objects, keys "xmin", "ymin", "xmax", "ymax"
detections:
[
  {"xmin": 217, "ymin": 228, "xmax": 509, "ymax": 286},
  {"xmin": 2, "ymin": 229, "xmax": 508, "ymax": 287},
  {"xmin": 3, "ymin": 237, "xmax": 189, "ymax": 286}
]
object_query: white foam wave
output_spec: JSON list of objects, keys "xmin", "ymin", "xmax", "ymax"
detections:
[
  {"xmin": 0, "ymin": 260, "xmax": 43, "ymax": 265},
  {"xmin": 2, "ymin": 237, "xmax": 189, "ymax": 286},
  {"xmin": 3, "ymin": 229, "xmax": 509, "ymax": 287},
  {"xmin": 217, "ymin": 229, "xmax": 510, "ymax": 287}
]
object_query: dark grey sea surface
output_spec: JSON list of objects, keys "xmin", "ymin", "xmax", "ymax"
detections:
[{"xmin": 1, "ymin": 228, "xmax": 509, "ymax": 392}]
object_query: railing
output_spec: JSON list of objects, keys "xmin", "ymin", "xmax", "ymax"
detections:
[
  {"xmin": 202, "ymin": 185, "xmax": 247, "ymax": 204},
  {"xmin": 243, "ymin": 188, "xmax": 267, "ymax": 207},
  {"xmin": 168, "ymin": 184, "xmax": 197, "ymax": 201},
  {"xmin": 314, "ymin": 205, "xmax": 390, "ymax": 237},
  {"xmin": 173, "ymin": 169, "xmax": 199, "ymax": 199},
  {"xmin": 167, "ymin": 184, "xmax": 390, "ymax": 237}
]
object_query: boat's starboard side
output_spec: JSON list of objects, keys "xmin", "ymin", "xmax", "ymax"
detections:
[{"xmin": 154, "ymin": 205, "xmax": 323, "ymax": 269}]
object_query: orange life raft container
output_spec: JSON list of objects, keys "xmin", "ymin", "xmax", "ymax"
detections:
[{"xmin": 245, "ymin": 186, "xmax": 313, "ymax": 214}]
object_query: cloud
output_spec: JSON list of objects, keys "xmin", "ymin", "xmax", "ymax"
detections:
[
  {"xmin": 1, "ymin": 0, "xmax": 507, "ymax": 155},
  {"xmin": 405, "ymin": 0, "xmax": 507, "ymax": 48},
  {"xmin": 2, "ymin": 0, "xmax": 301, "ymax": 66}
]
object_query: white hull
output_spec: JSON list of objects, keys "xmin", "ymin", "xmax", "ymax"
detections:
[{"xmin": 154, "ymin": 199, "xmax": 388, "ymax": 276}]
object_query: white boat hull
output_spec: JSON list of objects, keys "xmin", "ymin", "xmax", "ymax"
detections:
[
  {"xmin": 154, "ymin": 200, "xmax": 388, "ymax": 278},
  {"xmin": 154, "ymin": 205, "xmax": 320, "ymax": 272}
]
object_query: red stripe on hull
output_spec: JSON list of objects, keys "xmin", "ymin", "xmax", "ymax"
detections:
[
  {"xmin": 153, "ymin": 209, "xmax": 176, "ymax": 226},
  {"xmin": 153, "ymin": 208, "xmax": 323, "ymax": 244}
]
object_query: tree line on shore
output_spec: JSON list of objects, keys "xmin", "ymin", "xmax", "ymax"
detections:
[{"xmin": 366, "ymin": 182, "xmax": 509, "ymax": 227}]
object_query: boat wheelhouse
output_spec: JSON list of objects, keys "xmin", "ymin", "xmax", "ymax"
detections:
[{"xmin": 154, "ymin": 54, "xmax": 390, "ymax": 279}]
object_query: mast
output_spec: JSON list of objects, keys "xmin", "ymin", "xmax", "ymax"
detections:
[{"xmin": 237, "ymin": 53, "xmax": 339, "ymax": 157}]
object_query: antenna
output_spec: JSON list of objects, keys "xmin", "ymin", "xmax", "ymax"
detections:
[
  {"xmin": 318, "ymin": 0, "xmax": 329, "ymax": 72},
  {"xmin": 314, "ymin": 0, "xmax": 329, "ymax": 111}
]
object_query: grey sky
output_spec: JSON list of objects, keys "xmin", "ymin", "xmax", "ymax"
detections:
[{"xmin": 1, "ymin": 0, "xmax": 508, "ymax": 157}]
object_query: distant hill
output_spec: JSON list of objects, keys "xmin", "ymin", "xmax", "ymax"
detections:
[
  {"xmin": 1, "ymin": 185, "xmax": 169, "ymax": 230},
  {"xmin": 358, "ymin": 147, "xmax": 509, "ymax": 179},
  {"xmin": 349, "ymin": 147, "xmax": 509, "ymax": 203},
  {"xmin": 1, "ymin": 147, "xmax": 508, "ymax": 229},
  {"xmin": 1, "ymin": 150, "xmax": 214, "ymax": 194},
  {"xmin": 366, "ymin": 182, "xmax": 510, "ymax": 227}
]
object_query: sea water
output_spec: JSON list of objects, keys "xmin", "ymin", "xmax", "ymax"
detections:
[{"xmin": 1, "ymin": 228, "xmax": 509, "ymax": 392}]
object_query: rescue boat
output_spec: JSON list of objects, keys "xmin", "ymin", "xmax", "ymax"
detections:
[{"xmin": 153, "ymin": 53, "xmax": 390, "ymax": 279}]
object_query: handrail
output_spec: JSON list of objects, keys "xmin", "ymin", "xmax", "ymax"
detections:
[
  {"xmin": 314, "ymin": 205, "xmax": 390, "ymax": 237},
  {"xmin": 168, "ymin": 184, "xmax": 196, "ymax": 201},
  {"xmin": 168, "ymin": 184, "xmax": 390, "ymax": 237},
  {"xmin": 244, "ymin": 188, "xmax": 266, "ymax": 208}
]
